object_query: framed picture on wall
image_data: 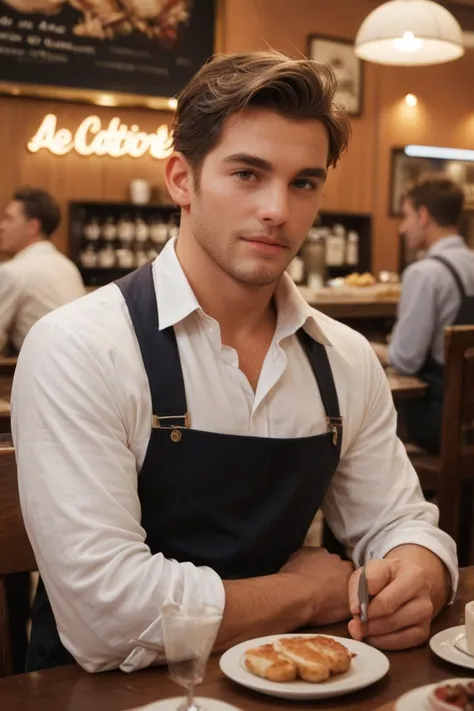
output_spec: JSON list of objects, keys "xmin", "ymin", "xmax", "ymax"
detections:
[
  {"xmin": 307, "ymin": 34, "xmax": 363, "ymax": 117},
  {"xmin": 389, "ymin": 148, "xmax": 474, "ymax": 216},
  {"xmin": 0, "ymin": 0, "xmax": 222, "ymax": 109}
]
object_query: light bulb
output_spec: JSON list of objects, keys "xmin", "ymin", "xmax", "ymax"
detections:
[
  {"xmin": 405, "ymin": 93, "xmax": 418, "ymax": 107},
  {"xmin": 168, "ymin": 97, "xmax": 178, "ymax": 110},
  {"xmin": 393, "ymin": 31, "xmax": 423, "ymax": 53}
]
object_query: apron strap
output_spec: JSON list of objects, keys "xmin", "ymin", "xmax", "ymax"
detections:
[
  {"xmin": 297, "ymin": 328, "xmax": 342, "ymax": 446},
  {"xmin": 115, "ymin": 263, "xmax": 188, "ymax": 424}
]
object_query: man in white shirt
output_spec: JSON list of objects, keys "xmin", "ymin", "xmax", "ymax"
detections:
[
  {"xmin": 12, "ymin": 52, "xmax": 456, "ymax": 674},
  {"xmin": 372, "ymin": 176, "xmax": 474, "ymax": 452},
  {"xmin": 0, "ymin": 186, "xmax": 85, "ymax": 354}
]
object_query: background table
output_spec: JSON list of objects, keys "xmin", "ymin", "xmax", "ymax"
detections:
[
  {"xmin": 0, "ymin": 568, "xmax": 472, "ymax": 711},
  {"xmin": 0, "ymin": 358, "xmax": 17, "ymax": 376},
  {"xmin": 386, "ymin": 367, "xmax": 428, "ymax": 402},
  {"xmin": 0, "ymin": 397, "xmax": 10, "ymax": 434}
]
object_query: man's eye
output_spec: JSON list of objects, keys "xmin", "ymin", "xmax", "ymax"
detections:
[
  {"xmin": 234, "ymin": 171, "xmax": 257, "ymax": 181},
  {"xmin": 292, "ymin": 179, "xmax": 317, "ymax": 190}
]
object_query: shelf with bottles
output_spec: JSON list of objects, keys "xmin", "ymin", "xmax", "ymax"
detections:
[
  {"xmin": 69, "ymin": 201, "xmax": 179, "ymax": 286},
  {"xmin": 286, "ymin": 212, "xmax": 372, "ymax": 289}
]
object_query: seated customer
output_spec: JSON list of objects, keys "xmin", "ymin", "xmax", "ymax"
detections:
[
  {"xmin": 373, "ymin": 176, "xmax": 474, "ymax": 452},
  {"xmin": 13, "ymin": 52, "xmax": 456, "ymax": 674},
  {"xmin": 0, "ymin": 187, "xmax": 85, "ymax": 354}
]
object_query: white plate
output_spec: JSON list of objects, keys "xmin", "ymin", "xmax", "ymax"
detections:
[
  {"xmin": 454, "ymin": 632, "xmax": 474, "ymax": 658},
  {"xmin": 128, "ymin": 699, "xmax": 241, "ymax": 711},
  {"xmin": 395, "ymin": 678, "xmax": 474, "ymax": 710},
  {"xmin": 430, "ymin": 626, "xmax": 474, "ymax": 670},
  {"xmin": 219, "ymin": 633, "xmax": 389, "ymax": 700}
]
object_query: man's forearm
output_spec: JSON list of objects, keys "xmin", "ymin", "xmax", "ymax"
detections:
[
  {"xmin": 385, "ymin": 544, "xmax": 452, "ymax": 616},
  {"xmin": 215, "ymin": 573, "xmax": 311, "ymax": 651}
]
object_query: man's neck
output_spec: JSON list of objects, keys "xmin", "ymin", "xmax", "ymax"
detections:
[
  {"xmin": 14, "ymin": 236, "xmax": 46, "ymax": 257},
  {"xmin": 175, "ymin": 234, "xmax": 278, "ymax": 341},
  {"xmin": 426, "ymin": 227, "xmax": 458, "ymax": 249}
]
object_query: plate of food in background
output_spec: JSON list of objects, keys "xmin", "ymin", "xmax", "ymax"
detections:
[{"xmin": 395, "ymin": 678, "xmax": 474, "ymax": 710}]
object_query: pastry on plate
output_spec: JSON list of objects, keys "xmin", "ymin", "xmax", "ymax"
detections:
[
  {"xmin": 274, "ymin": 635, "xmax": 351, "ymax": 682},
  {"xmin": 242, "ymin": 635, "xmax": 353, "ymax": 684},
  {"xmin": 243, "ymin": 643, "xmax": 297, "ymax": 682}
]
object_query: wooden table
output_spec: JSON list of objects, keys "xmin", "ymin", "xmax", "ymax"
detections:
[
  {"xmin": 0, "ymin": 397, "xmax": 10, "ymax": 434},
  {"xmin": 0, "ymin": 568, "xmax": 472, "ymax": 711},
  {"xmin": 386, "ymin": 368, "xmax": 428, "ymax": 402},
  {"xmin": 310, "ymin": 297, "xmax": 399, "ymax": 321},
  {"xmin": 0, "ymin": 357, "xmax": 16, "ymax": 376}
]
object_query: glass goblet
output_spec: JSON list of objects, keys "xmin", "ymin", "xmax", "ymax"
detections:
[{"xmin": 162, "ymin": 601, "xmax": 223, "ymax": 711}]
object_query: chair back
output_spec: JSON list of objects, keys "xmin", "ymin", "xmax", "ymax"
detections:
[
  {"xmin": 438, "ymin": 325, "xmax": 474, "ymax": 563},
  {"xmin": 0, "ymin": 446, "xmax": 36, "ymax": 677}
]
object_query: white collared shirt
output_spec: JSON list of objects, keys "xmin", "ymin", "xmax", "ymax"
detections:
[
  {"xmin": 389, "ymin": 236, "xmax": 474, "ymax": 373},
  {"xmin": 11, "ymin": 239, "xmax": 458, "ymax": 674},
  {"xmin": 0, "ymin": 241, "xmax": 85, "ymax": 353}
]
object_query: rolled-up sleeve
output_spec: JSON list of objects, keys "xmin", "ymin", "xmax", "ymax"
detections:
[
  {"xmin": 388, "ymin": 265, "xmax": 437, "ymax": 375},
  {"xmin": 11, "ymin": 317, "xmax": 225, "ymax": 673},
  {"xmin": 322, "ymin": 339, "xmax": 458, "ymax": 602}
]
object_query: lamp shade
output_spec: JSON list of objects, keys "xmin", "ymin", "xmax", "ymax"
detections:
[{"xmin": 355, "ymin": 0, "xmax": 465, "ymax": 66}]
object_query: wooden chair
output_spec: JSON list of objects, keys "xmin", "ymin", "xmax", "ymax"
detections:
[
  {"xmin": 0, "ymin": 446, "xmax": 36, "ymax": 677},
  {"xmin": 410, "ymin": 325, "xmax": 474, "ymax": 565}
]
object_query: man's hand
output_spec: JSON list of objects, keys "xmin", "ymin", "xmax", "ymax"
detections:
[
  {"xmin": 348, "ymin": 557, "xmax": 433, "ymax": 650},
  {"xmin": 280, "ymin": 547, "xmax": 355, "ymax": 625}
]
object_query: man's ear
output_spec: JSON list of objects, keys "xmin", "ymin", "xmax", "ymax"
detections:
[
  {"xmin": 27, "ymin": 217, "xmax": 41, "ymax": 239},
  {"xmin": 417, "ymin": 205, "xmax": 430, "ymax": 227},
  {"xmin": 164, "ymin": 153, "xmax": 194, "ymax": 207}
]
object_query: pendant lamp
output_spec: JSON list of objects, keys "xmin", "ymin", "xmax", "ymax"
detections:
[{"xmin": 355, "ymin": 0, "xmax": 464, "ymax": 66}]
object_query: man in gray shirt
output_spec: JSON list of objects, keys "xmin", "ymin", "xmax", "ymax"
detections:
[{"xmin": 373, "ymin": 175, "xmax": 474, "ymax": 452}]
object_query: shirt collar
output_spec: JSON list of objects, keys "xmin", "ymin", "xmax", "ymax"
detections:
[
  {"xmin": 153, "ymin": 239, "xmax": 201, "ymax": 330},
  {"xmin": 153, "ymin": 239, "xmax": 332, "ymax": 345},
  {"xmin": 274, "ymin": 273, "xmax": 332, "ymax": 346},
  {"xmin": 426, "ymin": 235, "xmax": 465, "ymax": 257},
  {"xmin": 12, "ymin": 240, "xmax": 56, "ymax": 261}
]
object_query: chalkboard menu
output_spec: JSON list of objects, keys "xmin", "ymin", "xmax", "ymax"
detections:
[{"xmin": 0, "ymin": 0, "xmax": 216, "ymax": 100}]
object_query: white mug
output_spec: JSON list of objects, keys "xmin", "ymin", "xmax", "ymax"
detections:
[
  {"xmin": 465, "ymin": 601, "xmax": 474, "ymax": 653},
  {"xmin": 130, "ymin": 179, "xmax": 151, "ymax": 205}
]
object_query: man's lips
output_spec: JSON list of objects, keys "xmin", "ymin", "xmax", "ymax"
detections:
[{"xmin": 241, "ymin": 236, "xmax": 287, "ymax": 252}]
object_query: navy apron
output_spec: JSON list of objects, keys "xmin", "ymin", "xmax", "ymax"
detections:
[
  {"xmin": 26, "ymin": 263, "xmax": 343, "ymax": 671},
  {"xmin": 401, "ymin": 254, "xmax": 474, "ymax": 453}
]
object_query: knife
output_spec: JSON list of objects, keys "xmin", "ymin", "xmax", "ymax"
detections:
[{"xmin": 358, "ymin": 562, "xmax": 369, "ymax": 626}]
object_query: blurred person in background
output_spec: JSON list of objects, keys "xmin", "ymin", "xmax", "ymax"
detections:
[
  {"xmin": 0, "ymin": 186, "xmax": 85, "ymax": 355},
  {"xmin": 372, "ymin": 175, "xmax": 474, "ymax": 453},
  {"xmin": 0, "ymin": 187, "xmax": 84, "ymax": 673}
]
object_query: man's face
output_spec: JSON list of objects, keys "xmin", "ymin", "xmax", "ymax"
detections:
[
  {"xmin": 179, "ymin": 108, "xmax": 329, "ymax": 287},
  {"xmin": 0, "ymin": 200, "xmax": 34, "ymax": 256},
  {"xmin": 400, "ymin": 198, "xmax": 426, "ymax": 251}
]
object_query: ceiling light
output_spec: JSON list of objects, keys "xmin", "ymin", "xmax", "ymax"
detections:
[
  {"xmin": 405, "ymin": 145, "xmax": 474, "ymax": 161},
  {"xmin": 355, "ymin": 0, "xmax": 465, "ymax": 66}
]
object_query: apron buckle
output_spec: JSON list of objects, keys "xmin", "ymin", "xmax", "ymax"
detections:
[
  {"xmin": 152, "ymin": 413, "xmax": 190, "ymax": 441},
  {"xmin": 326, "ymin": 416, "xmax": 343, "ymax": 447}
]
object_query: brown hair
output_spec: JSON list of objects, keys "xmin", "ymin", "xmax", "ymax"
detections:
[
  {"xmin": 172, "ymin": 50, "xmax": 351, "ymax": 175},
  {"xmin": 13, "ymin": 186, "xmax": 61, "ymax": 238},
  {"xmin": 403, "ymin": 174, "xmax": 465, "ymax": 227}
]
